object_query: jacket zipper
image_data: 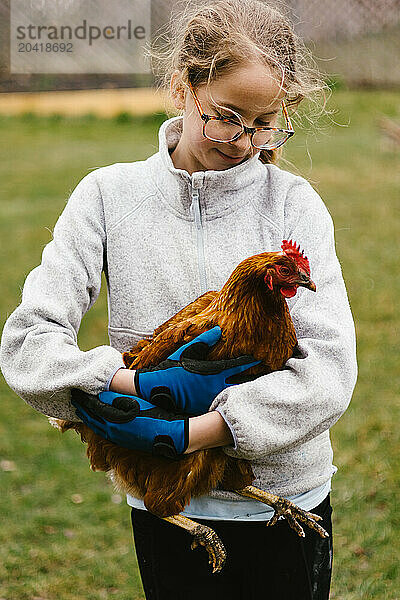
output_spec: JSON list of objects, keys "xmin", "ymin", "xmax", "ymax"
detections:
[{"xmin": 190, "ymin": 185, "xmax": 208, "ymax": 294}]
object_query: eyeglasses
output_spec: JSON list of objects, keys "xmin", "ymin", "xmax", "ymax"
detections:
[{"xmin": 186, "ymin": 81, "xmax": 294, "ymax": 151}]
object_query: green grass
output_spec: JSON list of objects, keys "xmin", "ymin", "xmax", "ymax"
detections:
[{"xmin": 1, "ymin": 91, "xmax": 399, "ymax": 599}]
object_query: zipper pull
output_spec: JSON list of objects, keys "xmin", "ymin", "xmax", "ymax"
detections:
[{"xmin": 190, "ymin": 187, "xmax": 202, "ymax": 230}]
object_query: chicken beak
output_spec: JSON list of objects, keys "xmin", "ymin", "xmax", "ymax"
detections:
[{"xmin": 296, "ymin": 273, "xmax": 317, "ymax": 292}]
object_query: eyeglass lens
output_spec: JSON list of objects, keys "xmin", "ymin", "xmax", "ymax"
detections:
[{"xmin": 205, "ymin": 119, "xmax": 288, "ymax": 149}]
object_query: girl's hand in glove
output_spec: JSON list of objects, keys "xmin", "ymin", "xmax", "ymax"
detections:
[
  {"xmin": 71, "ymin": 390, "xmax": 189, "ymax": 459},
  {"xmin": 134, "ymin": 326, "xmax": 261, "ymax": 416}
]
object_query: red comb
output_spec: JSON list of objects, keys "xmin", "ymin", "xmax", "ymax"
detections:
[{"xmin": 281, "ymin": 240, "xmax": 310, "ymax": 275}]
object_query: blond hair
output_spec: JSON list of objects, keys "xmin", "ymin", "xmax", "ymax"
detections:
[{"xmin": 148, "ymin": 0, "xmax": 327, "ymax": 164}]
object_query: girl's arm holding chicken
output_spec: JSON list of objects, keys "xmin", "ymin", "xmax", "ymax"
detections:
[{"xmin": 108, "ymin": 367, "xmax": 235, "ymax": 454}]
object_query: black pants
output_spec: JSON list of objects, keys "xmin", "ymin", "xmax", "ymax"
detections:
[{"xmin": 131, "ymin": 494, "xmax": 333, "ymax": 600}]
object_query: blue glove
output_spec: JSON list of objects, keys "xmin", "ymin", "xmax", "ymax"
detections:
[
  {"xmin": 134, "ymin": 326, "xmax": 261, "ymax": 416},
  {"xmin": 71, "ymin": 389, "xmax": 189, "ymax": 459}
]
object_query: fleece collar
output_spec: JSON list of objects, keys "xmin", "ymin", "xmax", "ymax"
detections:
[{"xmin": 148, "ymin": 116, "xmax": 266, "ymax": 220}]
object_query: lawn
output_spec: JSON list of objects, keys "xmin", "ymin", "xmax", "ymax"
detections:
[{"xmin": 1, "ymin": 90, "xmax": 399, "ymax": 599}]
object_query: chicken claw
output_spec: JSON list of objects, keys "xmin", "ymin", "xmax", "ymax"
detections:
[
  {"xmin": 163, "ymin": 514, "xmax": 226, "ymax": 573},
  {"xmin": 190, "ymin": 522, "xmax": 227, "ymax": 573},
  {"xmin": 235, "ymin": 485, "xmax": 329, "ymax": 539}
]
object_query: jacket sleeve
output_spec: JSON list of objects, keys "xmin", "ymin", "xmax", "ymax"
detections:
[
  {"xmin": 0, "ymin": 171, "xmax": 125, "ymax": 420},
  {"xmin": 210, "ymin": 179, "xmax": 358, "ymax": 460}
]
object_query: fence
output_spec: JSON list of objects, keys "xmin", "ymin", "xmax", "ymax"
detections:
[
  {"xmin": 0, "ymin": 0, "xmax": 399, "ymax": 92},
  {"xmin": 287, "ymin": 0, "xmax": 400, "ymax": 87}
]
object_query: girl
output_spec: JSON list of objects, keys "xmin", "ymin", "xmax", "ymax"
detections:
[{"xmin": 0, "ymin": 0, "xmax": 357, "ymax": 598}]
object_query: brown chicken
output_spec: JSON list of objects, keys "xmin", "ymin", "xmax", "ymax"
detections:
[{"xmin": 52, "ymin": 239, "xmax": 328, "ymax": 572}]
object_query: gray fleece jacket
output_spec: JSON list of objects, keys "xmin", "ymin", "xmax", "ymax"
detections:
[{"xmin": 0, "ymin": 116, "xmax": 357, "ymax": 500}]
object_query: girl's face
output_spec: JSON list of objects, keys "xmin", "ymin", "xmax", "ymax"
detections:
[{"xmin": 170, "ymin": 62, "xmax": 286, "ymax": 175}]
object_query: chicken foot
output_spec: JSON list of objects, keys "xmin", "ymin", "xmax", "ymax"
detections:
[
  {"xmin": 163, "ymin": 514, "xmax": 227, "ymax": 574},
  {"xmin": 235, "ymin": 485, "xmax": 329, "ymax": 539}
]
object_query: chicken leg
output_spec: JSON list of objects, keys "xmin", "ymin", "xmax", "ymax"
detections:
[
  {"xmin": 161, "ymin": 483, "xmax": 328, "ymax": 576},
  {"xmin": 161, "ymin": 483, "xmax": 328, "ymax": 575},
  {"xmin": 235, "ymin": 485, "xmax": 329, "ymax": 538},
  {"xmin": 162, "ymin": 514, "xmax": 227, "ymax": 573}
]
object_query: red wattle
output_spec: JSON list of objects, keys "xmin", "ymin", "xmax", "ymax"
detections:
[{"xmin": 280, "ymin": 286, "xmax": 298, "ymax": 298}]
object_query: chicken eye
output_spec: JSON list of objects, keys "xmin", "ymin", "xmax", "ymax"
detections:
[{"xmin": 278, "ymin": 266, "xmax": 290, "ymax": 276}]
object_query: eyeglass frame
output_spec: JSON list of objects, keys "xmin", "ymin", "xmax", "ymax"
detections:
[{"xmin": 186, "ymin": 81, "xmax": 295, "ymax": 151}]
